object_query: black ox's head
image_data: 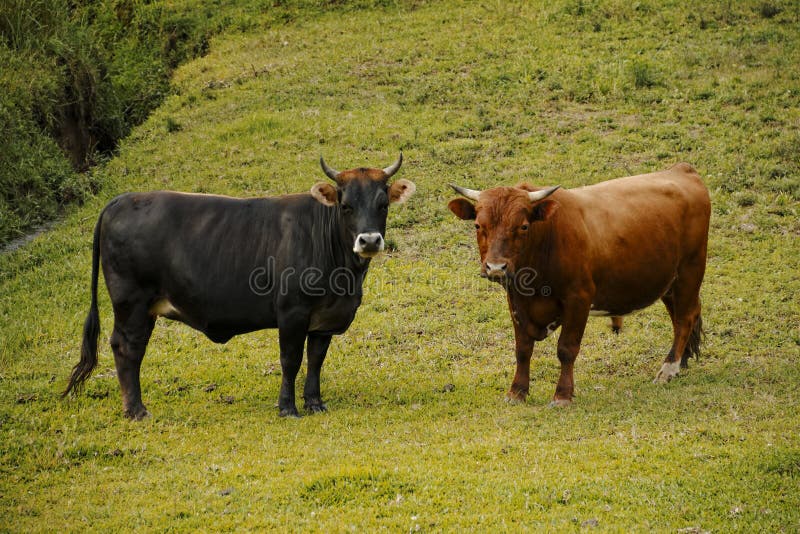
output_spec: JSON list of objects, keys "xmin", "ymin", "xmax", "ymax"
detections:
[{"xmin": 310, "ymin": 154, "xmax": 416, "ymax": 258}]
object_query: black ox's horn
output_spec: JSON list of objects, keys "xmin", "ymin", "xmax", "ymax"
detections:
[
  {"xmin": 382, "ymin": 153, "xmax": 403, "ymax": 179},
  {"xmin": 320, "ymin": 156, "xmax": 340, "ymax": 181}
]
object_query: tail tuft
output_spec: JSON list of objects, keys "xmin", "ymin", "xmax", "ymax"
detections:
[
  {"xmin": 63, "ymin": 307, "xmax": 100, "ymax": 397},
  {"xmin": 610, "ymin": 316, "xmax": 623, "ymax": 334}
]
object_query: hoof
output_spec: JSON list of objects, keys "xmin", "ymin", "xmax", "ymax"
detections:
[
  {"xmin": 125, "ymin": 405, "xmax": 150, "ymax": 421},
  {"xmin": 304, "ymin": 401, "xmax": 328, "ymax": 414},
  {"xmin": 653, "ymin": 361, "xmax": 681, "ymax": 384},
  {"xmin": 279, "ymin": 406, "xmax": 300, "ymax": 418},
  {"xmin": 548, "ymin": 399, "xmax": 572, "ymax": 408},
  {"xmin": 505, "ymin": 390, "xmax": 528, "ymax": 405}
]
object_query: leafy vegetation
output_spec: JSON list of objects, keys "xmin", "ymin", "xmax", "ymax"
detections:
[
  {"xmin": 1, "ymin": 0, "xmax": 799, "ymax": 530},
  {"xmin": 0, "ymin": 0, "xmax": 220, "ymax": 242},
  {"xmin": 1, "ymin": 0, "xmax": 391, "ymax": 243}
]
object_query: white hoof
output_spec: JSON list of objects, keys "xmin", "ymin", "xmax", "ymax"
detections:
[
  {"xmin": 548, "ymin": 399, "xmax": 572, "ymax": 408},
  {"xmin": 505, "ymin": 394, "xmax": 526, "ymax": 405},
  {"xmin": 653, "ymin": 361, "xmax": 681, "ymax": 384}
]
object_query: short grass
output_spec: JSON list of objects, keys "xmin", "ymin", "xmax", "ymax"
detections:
[{"xmin": 2, "ymin": 0, "xmax": 799, "ymax": 531}]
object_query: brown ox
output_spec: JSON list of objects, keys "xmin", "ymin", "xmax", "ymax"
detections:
[{"xmin": 448, "ymin": 163, "xmax": 710, "ymax": 406}]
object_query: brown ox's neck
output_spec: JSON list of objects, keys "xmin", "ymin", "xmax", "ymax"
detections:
[
  {"xmin": 521, "ymin": 212, "xmax": 559, "ymax": 275},
  {"xmin": 514, "ymin": 194, "xmax": 586, "ymax": 300}
]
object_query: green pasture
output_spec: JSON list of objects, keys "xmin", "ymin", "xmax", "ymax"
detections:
[{"xmin": 2, "ymin": 0, "xmax": 799, "ymax": 531}]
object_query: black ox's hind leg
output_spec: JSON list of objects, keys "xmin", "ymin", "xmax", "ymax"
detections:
[
  {"xmin": 110, "ymin": 303, "xmax": 155, "ymax": 420},
  {"xmin": 303, "ymin": 333, "xmax": 332, "ymax": 413}
]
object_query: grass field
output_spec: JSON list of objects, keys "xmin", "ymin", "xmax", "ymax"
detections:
[{"xmin": 2, "ymin": 0, "xmax": 799, "ymax": 531}]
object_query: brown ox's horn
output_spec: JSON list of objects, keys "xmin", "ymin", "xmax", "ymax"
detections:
[
  {"xmin": 382, "ymin": 152, "xmax": 403, "ymax": 179},
  {"xmin": 528, "ymin": 185, "xmax": 560, "ymax": 202},
  {"xmin": 450, "ymin": 184, "xmax": 481, "ymax": 201},
  {"xmin": 320, "ymin": 156, "xmax": 340, "ymax": 181}
]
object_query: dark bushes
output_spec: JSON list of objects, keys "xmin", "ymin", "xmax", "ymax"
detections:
[{"xmin": 0, "ymin": 0, "xmax": 215, "ymax": 243}]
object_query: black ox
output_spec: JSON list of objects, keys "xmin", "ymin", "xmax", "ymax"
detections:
[{"xmin": 63, "ymin": 155, "xmax": 415, "ymax": 418}]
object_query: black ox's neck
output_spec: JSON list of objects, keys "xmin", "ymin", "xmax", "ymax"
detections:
[{"xmin": 318, "ymin": 203, "xmax": 372, "ymax": 276}]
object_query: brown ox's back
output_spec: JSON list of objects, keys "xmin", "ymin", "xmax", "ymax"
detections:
[{"xmin": 549, "ymin": 163, "xmax": 710, "ymax": 315}]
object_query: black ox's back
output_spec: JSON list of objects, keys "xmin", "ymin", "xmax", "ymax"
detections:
[
  {"xmin": 64, "ymin": 155, "xmax": 415, "ymax": 418},
  {"xmin": 101, "ymin": 192, "xmax": 361, "ymax": 341}
]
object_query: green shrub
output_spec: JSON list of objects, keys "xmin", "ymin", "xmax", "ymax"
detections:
[
  {"xmin": 0, "ymin": 46, "xmax": 80, "ymax": 243},
  {"xmin": 0, "ymin": 0, "xmax": 218, "ymax": 244},
  {"xmin": 630, "ymin": 59, "xmax": 661, "ymax": 89}
]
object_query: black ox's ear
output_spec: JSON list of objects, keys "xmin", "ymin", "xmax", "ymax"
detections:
[
  {"xmin": 389, "ymin": 179, "xmax": 416, "ymax": 204},
  {"xmin": 448, "ymin": 198, "xmax": 476, "ymax": 220},
  {"xmin": 529, "ymin": 199, "xmax": 559, "ymax": 222},
  {"xmin": 310, "ymin": 182, "xmax": 338, "ymax": 206}
]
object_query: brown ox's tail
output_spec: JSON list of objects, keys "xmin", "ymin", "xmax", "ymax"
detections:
[
  {"xmin": 63, "ymin": 214, "xmax": 103, "ymax": 397},
  {"xmin": 680, "ymin": 314, "xmax": 704, "ymax": 368}
]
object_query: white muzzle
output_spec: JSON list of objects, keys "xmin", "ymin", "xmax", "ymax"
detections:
[{"xmin": 353, "ymin": 232, "xmax": 384, "ymax": 257}]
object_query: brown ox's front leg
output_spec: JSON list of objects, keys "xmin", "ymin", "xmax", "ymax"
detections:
[
  {"xmin": 507, "ymin": 320, "xmax": 534, "ymax": 404},
  {"xmin": 552, "ymin": 297, "xmax": 591, "ymax": 407}
]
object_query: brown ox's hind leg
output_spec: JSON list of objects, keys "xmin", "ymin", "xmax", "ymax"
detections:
[
  {"xmin": 654, "ymin": 263, "xmax": 704, "ymax": 384},
  {"xmin": 661, "ymin": 291, "xmax": 690, "ymax": 369},
  {"xmin": 110, "ymin": 300, "xmax": 155, "ymax": 420}
]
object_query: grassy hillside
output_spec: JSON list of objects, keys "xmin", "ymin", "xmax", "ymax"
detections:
[{"xmin": 2, "ymin": 0, "xmax": 799, "ymax": 531}]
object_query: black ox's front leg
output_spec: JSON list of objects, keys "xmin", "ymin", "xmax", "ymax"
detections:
[
  {"xmin": 277, "ymin": 310, "xmax": 309, "ymax": 418},
  {"xmin": 304, "ymin": 333, "xmax": 332, "ymax": 413}
]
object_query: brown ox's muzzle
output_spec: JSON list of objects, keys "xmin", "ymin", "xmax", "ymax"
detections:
[{"xmin": 482, "ymin": 259, "xmax": 512, "ymax": 281}]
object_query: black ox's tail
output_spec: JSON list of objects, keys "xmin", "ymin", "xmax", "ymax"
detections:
[
  {"xmin": 680, "ymin": 314, "xmax": 704, "ymax": 369},
  {"xmin": 63, "ymin": 214, "xmax": 103, "ymax": 397}
]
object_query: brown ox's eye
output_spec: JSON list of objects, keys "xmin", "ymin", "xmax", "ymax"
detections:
[
  {"xmin": 475, "ymin": 223, "xmax": 481, "ymax": 230},
  {"xmin": 521, "ymin": 223, "xmax": 529, "ymax": 231}
]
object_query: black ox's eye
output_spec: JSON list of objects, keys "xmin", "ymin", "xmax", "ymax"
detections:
[
  {"xmin": 379, "ymin": 203, "xmax": 388, "ymax": 213},
  {"xmin": 341, "ymin": 204, "xmax": 353, "ymax": 214}
]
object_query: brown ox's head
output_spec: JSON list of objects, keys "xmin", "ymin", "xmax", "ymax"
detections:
[
  {"xmin": 310, "ymin": 153, "xmax": 415, "ymax": 259},
  {"xmin": 448, "ymin": 183, "xmax": 560, "ymax": 280}
]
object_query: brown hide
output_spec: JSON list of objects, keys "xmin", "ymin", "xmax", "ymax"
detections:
[{"xmin": 449, "ymin": 162, "xmax": 710, "ymax": 405}]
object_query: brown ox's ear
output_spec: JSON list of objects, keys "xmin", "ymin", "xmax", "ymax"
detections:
[
  {"xmin": 388, "ymin": 179, "xmax": 416, "ymax": 204},
  {"xmin": 310, "ymin": 182, "xmax": 338, "ymax": 206},
  {"xmin": 448, "ymin": 198, "xmax": 476, "ymax": 220},
  {"xmin": 530, "ymin": 200, "xmax": 559, "ymax": 222}
]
